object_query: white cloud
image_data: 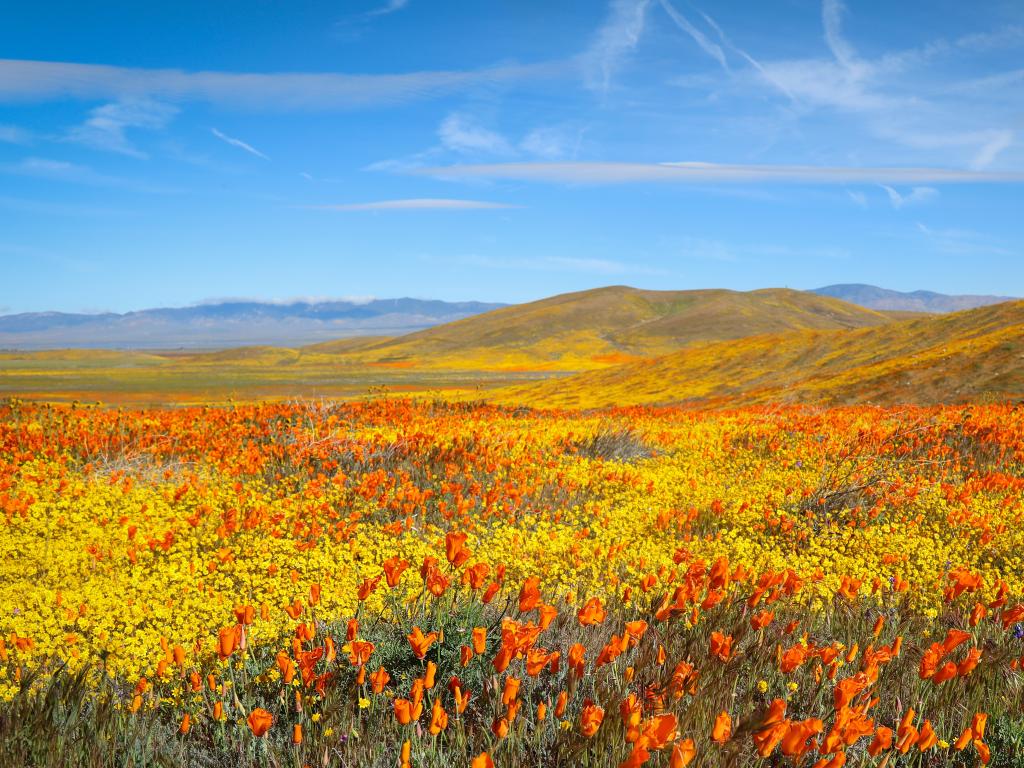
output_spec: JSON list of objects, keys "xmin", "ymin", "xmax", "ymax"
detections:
[
  {"xmin": 972, "ymin": 130, "xmax": 1013, "ymax": 169},
  {"xmin": 744, "ymin": 3, "xmax": 1017, "ymax": 169},
  {"xmin": 417, "ymin": 161, "xmax": 1024, "ymax": 185},
  {"xmin": 520, "ymin": 125, "xmax": 582, "ymax": 159},
  {"xmin": 438, "ymin": 114, "xmax": 514, "ymax": 155},
  {"xmin": 582, "ymin": 0, "xmax": 652, "ymax": 93},
  {"xmin": 1, "ymin": 156, "xmax": 175, "ymax": 192},
  {"xmin": 0, "ymin": 124, "xmax": 31, "ymax": 144},
  {"xmin": 366, "ymin": 0, "xmax": 408, "ymax": 17},
  {"xmin": 879, "ymin": 185, "xmax": 938, "ymax": 209},
  {"xmin": 193, "ymin": 295, "xmax": 377, "ymax": 306},
  {"xmin": 302, "ymin": 198, "xmax": 519, "ymax": 211},
  {"xmin": 65, "ymin": 99, "xmax": 177, "ymax": 157},
  {"xmin": 846, "ymin": 190, "xmax": 868, "ymax": 208},
  {"xmin": 451, "ymin": 253, "xmax": 664, "ymax": 276},
  {"xmin": 0, "ymin": 58, "xmax": 554, "ymax": 111},
  {"xmin": 822, "ymin": 0, "xmax": 865, "ymax": 77},
  {"xmin": 211, "ymin": 128, "xmax": 269, "ymax": 160},
  {"xmin": 657, "ymin": 0, "xmax": 729, "ymax": 71},
  {"xmin": 915, "ymin": 222, "xmax": 1012, "ymax": 256},
  {"xmin": 676, "ymin": 236, "xmax": 736, "ymax": 262}
]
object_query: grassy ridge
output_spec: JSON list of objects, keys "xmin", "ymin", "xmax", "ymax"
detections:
[
  {"xmin": 320, "ymin": 286, "xmax": 896, "ymax": 371},
  {"xmin": 495, "ymin": 300, "xmax": 1024, "ymax": 408}
]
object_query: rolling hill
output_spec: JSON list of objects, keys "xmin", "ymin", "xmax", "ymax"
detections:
[
  {"xmin": 811, "ymin": 284, "xmax": 1015, "ymax": 313},
  {"xmin": 494, "ymin": 300, "xmax": 1024, "ymax": 408},
  {"xmin": 320, "ymin": 286, "xmax": 899, "ymax": 371}
]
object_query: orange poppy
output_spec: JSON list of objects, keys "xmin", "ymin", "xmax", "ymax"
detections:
[
  {"xmin": 247, "ymin": 708, "xmax": 273, "ymax": 737},
  {"xmin": 711, "ymin": 711, "xmax": 732, "ymax": 743},
  {"xmin": 580, "ymin": 700, "xmax": 605, "ymax": 737},
  {"xmin": 670, "ymin": 739, "xmax": 696, "ymax": 767},
  {"xmin": 577, "ymin": 597, "xmax": 607, "ymax": 626},
  {"xmin": 407, "ymin": 626, "xmax": 438, "ymax": 660},
  {"xmin": 519, "ymin": 576, "xmax": 542, "ymax": 613}
]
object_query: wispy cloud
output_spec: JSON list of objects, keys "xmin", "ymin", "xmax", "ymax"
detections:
[
  {"xmin": 821, "ymin": 0, "xmax": 864, "ymax": 77},
  {"xmin": 3, "ymin": 156, "xmax": 117, "ymax": 183},
  {"xmin": 417, "ymin": 161, "xmax": 1024, "ymax": 185},
  {"xmin": 972, "ymin": 130, "xmax": 1014, "ymax": 169},
  {"xmin": 657, "ymin": 0, "xmax": 728, "ymax": 71},
  {"xmin": 846, "ymin": 190, "xmax": 868, "ymax": 208},
  {"xmin": 671, "ymin": 236, "xmax": 851, "ymax": 263},
  {"xmin": 302, "ymin": 198, "xmax": 519, "ymax": 211},
  {"xmin": 0, "ymin": 58, "xmax": 555, "ymax": 110},
  {"xmin": 1, "ymin": 156, "xmax": 175, "ymax": 192},
  {"xmin": 65, "ymin": 99, "xmax": 177, "ymax": 157},
  {"xmin": 443, "ymin": 253, "xmax": 664, "ymax": 276},
  {"xmin": 915, "ymin": 222, "xmax": 1012, "ymax": 256},
  {"xmin": 0, "ymin": 124, "xmax": 32, "ymax": 144},
  {"xmin": 365, "ymin": 0, "xmax": 408, "ymax": 18},
  {"xmin": 0, "ymin": 195, "xmax": 131, "ymax": 217},
  {"xmin": 193, "ymin": 294, "xmax": 376, "ymax": 306},
  {"xmin": 581, "ymin": 0, "xmax": 652, "ymax": 93},
  {"xmin": 879, "ymin": 185, "xmax": 938, "ymax": 209},
  {"xmin": 735, "ymin": 2, "xmax": 1018, "ymax": 167},
  {"xmin": 438, "ymin": 114, "xmax": 514, "ymax": 155},
  {"xmin": 211, "ymin": 128, "xmax": 269, "ymax": 160},
  {"xmin": 520, "ymin": 125, "xmax": 584, "ymax": 160}
]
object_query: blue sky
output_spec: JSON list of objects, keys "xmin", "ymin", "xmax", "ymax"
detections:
[{"xmin": 1, "ymin": 0, "xmax": 1022, "ymax": 313}]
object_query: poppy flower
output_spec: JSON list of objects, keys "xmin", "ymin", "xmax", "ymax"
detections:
[
  {"xmin": 370, "ymin": 666, "xmax": 390, "ymax": 693},
  {"xmin": 555, "ymin": 690, "xmax": 568, "ymax": 718},
  {"xmin": 670, "ymin": 739, "xmax": 696, "ymax": 767},
  {"xmin": 407, "ymin": 626, "xmax": 438, "ymax": 660},
  {"xmin": 867, "ymin": 726, "xmax": 893, "ymax": 756},
  {"xmin": 580, "ymin": 700, "xmax": 605, "ymax": 737},
  {"xmin": 445, "ymin": 531, "xmax": 471, "ymax": 568},
  {"xmin": 711, "ymin": 711, "xmax": 732, "ymax": 743},
  {"xmin": 247, "ymin": 708, "xmax": 273, "ymax": 737},
  {"xmin": 709, "ymin": 631, "xmax": 733, "ymax": 663},
  {"xmin": 429, "ymin": 699, "xmax": 448, "ymax": 735},
  {"xmin": 394, "ymin": 698, "xmax": 414, "ymax": 725},
  {"xmin": 382, "ymin": 557, "xmax": 409, "ymax": 588},
  {"xmin": 519, "ymin": 576, "xmax": 542, "ymax": 613},
  {"xmin": 577, "ymin": 597, "xmax": 607, "ymax": 626}
]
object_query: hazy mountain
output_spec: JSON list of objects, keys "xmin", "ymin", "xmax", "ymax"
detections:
[
  {"xmin": 0, "ymin": 298, "xmax": 506, "ymax": 349},
  {"xmin": 811, "ymin": 284, "xmax": 1016, "ymax": 313}
]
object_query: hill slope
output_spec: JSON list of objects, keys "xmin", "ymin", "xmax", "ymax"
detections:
[
  {"xmin": 495, "ymin": 300, "xmax": 1024, "ymax": 408},
  {"xmin": 329, "ymin": 286, "xmax": 897, "ymax": 371},
  {"xmin": 811, "ymin": 284, "xmax": 1015, "ymax": 313}
]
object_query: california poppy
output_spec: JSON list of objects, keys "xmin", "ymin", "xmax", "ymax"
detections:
[
  {"xmin": 580, "ymin": 700, "xmax": 605, "ymax": 737},
  {"xmin": 407, "ymin": 626, "xmax": 438, "ymax": 660},
  {"xmin": 711, "ymin": 711, "xmax": 732, "ymax": 743},
  {"xmin": 247, "ymin": 708, "xmax": 273, "ymax": 737}
]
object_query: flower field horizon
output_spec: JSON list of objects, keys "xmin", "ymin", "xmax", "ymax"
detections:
[{"xmin": 1, "ymin": 396, "xmax": 1024, "ymax": 766}]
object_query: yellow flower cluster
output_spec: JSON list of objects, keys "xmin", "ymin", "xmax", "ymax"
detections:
[{"xmin": 0, "ymin": 399, "xmax": 1021, "ymax": 690}]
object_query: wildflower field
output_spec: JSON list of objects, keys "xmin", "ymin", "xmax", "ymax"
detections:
[{"xmin": 1, "ymin": 397, "xmax": 1024, "ymax": 766}]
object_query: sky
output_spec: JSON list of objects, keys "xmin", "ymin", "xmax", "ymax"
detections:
[{"xmin": 1, "ymin": 0, "xmax": 1022, "ymax": 314}]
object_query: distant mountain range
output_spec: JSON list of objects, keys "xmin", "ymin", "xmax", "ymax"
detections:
[
  {"xmin": 811, "ymin": 284, "xmax": 1016, "ymax": 313},
  {"xmin": 0, "ymin": 284, "xmax": 1017, "ymax": 351},
  {"xmin": 0, "ymin": 299, "xmax": 506, "ymax": 349}
]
